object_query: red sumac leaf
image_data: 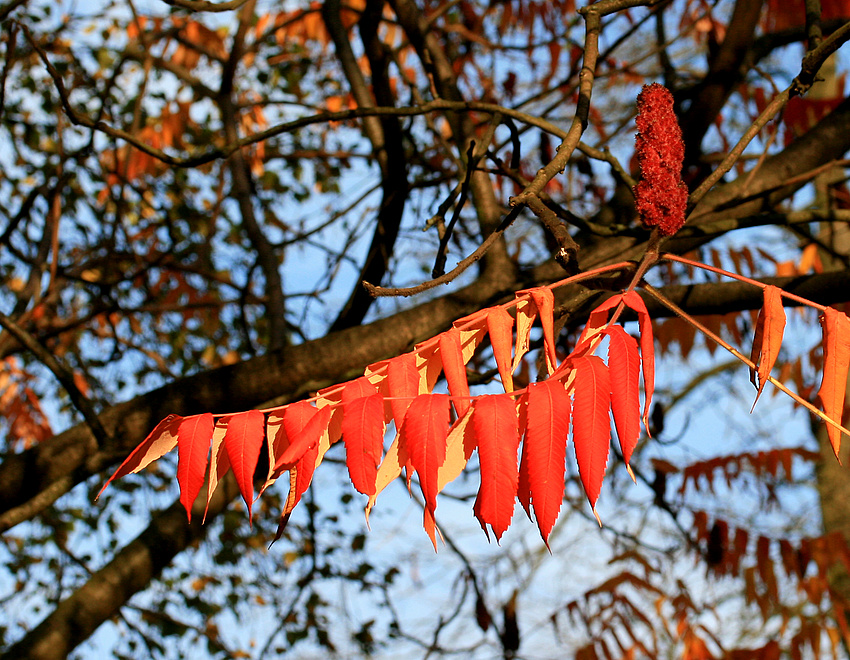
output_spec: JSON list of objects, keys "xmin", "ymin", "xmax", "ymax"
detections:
[
  {"xmin": 276, "ymin": 441, "xmax": 321, "ymax": 539},
  {"xmin": 387, "ymin": 354, "xmax": 420, "ymax": 428},
  {"xmin": 224, "ymin": 409, "xmax": 266, "ymax": 520},
  {"xmin": 530, "ymin": 288, "xmax": 557, "ymax": 373},
  {"xmin": 817, "ymin": 307, "xmax": 850, "ymax": 456},
  {"xmin": 750, "ymin": 285, "xmax": 786, "ymax": 409},
  {"xmin": 275, "ymin": 401, "xmax": 331, "ymax": 469},
  {"xmin": 621, "ymin": 290, "xmax": 655, "ymax": 432},
  {"xmin": 574, "ymin": 293, "xmax": 622, "ymax": 355},
  {"xmin": 472, "ymin": 394, "xmax": 519, "ymax": 542},
  {"xmin": 488, "ymin": 307, "xmax": 515, "ymax": 392},
  {"xmin": 439, "ymin": 328, "xmax": 471, "ymax": 416},
  {"xmin": 572, "ymin": 356, "xmax": 612, "ymax": 511},
  {"xmin": 605, "ymin": 325, "xmax": 641, "ymax": 471},
  {"xmin": 342, "ymin": 391, "xmax": 385, "ymax": 495},
  {"xmin": 97, "ymin": 414, "xmax": 182, "ymax": 498},
  {"xmin": 400, "ymin": 393, "xmax": 451, "ymax": 517},
  {"xmin": 177, "ymin": 413, "xmax": 215, "ymax": 521},
  {"xmin": 523, "ymin": 379, "xmax": 571, "ymax": 544}
]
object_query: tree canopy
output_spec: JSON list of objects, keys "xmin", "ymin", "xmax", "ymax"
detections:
[{"xmin": 2, "ymin": 0, "xmax": 850, "ymax": 658}]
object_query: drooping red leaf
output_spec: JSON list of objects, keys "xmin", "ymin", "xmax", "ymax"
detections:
[
  {"xmin": 274, "ymin": 401, "xmax": 332, "ymax": 470},
  {"xmin": 749, "ymin": 285, "xmax": 787, "ymax": 409},
  {"xmin": 177, "ymin": 413, "xmax": 214, "ymax": 521},
  {"xmin": 439, "ymin": 328, "xmax": 471, "ymax": 416},
  {"xmin": 224, "ymin": 409, "xmax": 266, "ymax": 520},
  {"xmin": 386, "ymin": 354, "xmax": 420, "ymax": 429},
  {"xmin": 523, "ymin": 379, "xmax": 571, "ymax": 544},
  {"xmin": 572, "ymin": 356, "xmax": 612, "ymax": 511},
  {"xmin": 400, "ymin": 393, "xmax": 451, "ymax": 516},
  {"xmin": 293, "ymin": 440, "xmax": 320, "ymax": 508},
  {"xmin": 817, "ymin": 307, "xmax": 850, "ymax": 456},
  {"xmin": 530, "ymin": 288, "xmax": 557, "ymax": 373},
  {"xmin": 487, "ymin": 307, "xmax": 515, "ymax": 392},
  {"xmin": 97, "ymin": 414, "xmax": 182, "ymax": 498},
  {"xmin": 385, "ymin": 355, "xmax": 420, "ymax": 482},
  {"xmin": 472, "ymin": 394, "xmax": 519, "ymax": 542},
  {"xmin": 366, "ymin": 404, "xmax": 477, "ymax": 527},
  {"xmin": 573, "ymin": 293, "xmax": 623, "ymax": 356},
  {"xmin": 342, "ymin": 389, "xmax": 385, "ymax": 496},
  {"xmin": 423, "ymin": 507, "xmax": 441, "ymax": 551},
  {"xmin": 622, "ymin": 290, "xmax": 655, "ymax": 432},
  {"xmin": 204, "ymin": 419, "xmax": 230, "ymax": 522},
  {"xmin": 605, "ymin": 325, "xmax": 641, "ymax": 473},
  {"xmin": 273, "ymin": 438, "xmax": 321, "ymax": 544}
]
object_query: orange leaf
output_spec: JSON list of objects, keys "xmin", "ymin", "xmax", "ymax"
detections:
[
  {"xmin": 574, "ymin": 293, "xmax": 623, "ymax": 354},
  {"xmin": 366, "ymin": 405, "xmax": 478, "ymax": 526},
  {"xmin": 572, "ymin": 356, "xmax": 612, "ymax": 511},
  {"xmin": 385, "ymin": 355, "xmax": 420, "ymax": 482},
  {"xmin": 342, "ymin": 389, "xmax": 385, "ymax": 496},
  {"xmin": 224, "ymin": 409, "xmax": 266, "ymax": 520},
  {"xmin": 275, "ymin": 441, "xmax": 320, "ymax": 537},
  {"xmin": 817, "ymin": 307, "xmax": 850, "ymax": 456},
  {"xmin": 262, "ymin": 414, "xmax": 288, "ymax": 489},
  {"xmin": 439, "ymin": 328, "xmax": 471, "ymax": 416},
  {"xmin": 386, "ymin": 354, "xmax": 420, "ymax": 429},
  {"xmin": 177, "ymin": 413, "xmax": 214, "ymax": 521},
  {"xmin": 274, "ymin": 401, "xmax": 331, "ymax": 469},
  {"xmin": 472, "ymin": 394, "xmax": 519, "ymax": 542},
  {"xmin": 622, "ymin": 290, "xmax": 655, "ymax": 432},
  {"xmin": 204, "ymin": 419, "xmax": 230, "ymax": 522},
  {"xmin": 487, "ymin": 307, "xmax": 515, "ymax": 392},
  {"xmin": 522, "ymin": 379, "xmax": 571, "ymax": 544},
  {"xmin": 530, "ymin": 288, "xmax": 557, "ymax": 373},
  {"xmin": 605, "ymin": 326, "xmax": 641, "ymax": 472},
  {"xmin": 400, "ymin": 394, "xmax": 451, "ymax": 517},
  {"xmin": 749, "ymin": 285, "xmax": 786, "ymax": 409},
  {"xmin": 97, "ymin": 414, "xmax": 181, "ymax": 498},
  {"xmin": 294, "ymin": 441, "xmax": 319, "ymax": 508}
]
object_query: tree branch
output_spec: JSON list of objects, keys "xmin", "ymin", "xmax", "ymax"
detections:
[{"xmin": 1, "ymin": 477, "xmax": 240, "ymax": 660}]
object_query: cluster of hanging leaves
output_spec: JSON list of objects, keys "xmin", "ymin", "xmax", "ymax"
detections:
[
  {"xmin": 560, "ymin": 529, "xmax": 849, "ymax": 660},
  {"xmin": 101, "ymin": 281, "xmax": 655, "ymax": 547},
  {"xmin": 101, "ymin": 250, "xmax": 850, "ymax": 548}
]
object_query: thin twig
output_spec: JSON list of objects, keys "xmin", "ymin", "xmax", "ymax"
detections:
[{"xmin": 365, "ymin": 206, "xmax": 523, "ymax": 298}]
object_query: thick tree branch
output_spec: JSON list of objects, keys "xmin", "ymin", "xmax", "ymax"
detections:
[
  {"xmin": 0, "ymin": 265, "xmax": 515, "ymax": 528},
  {"xmin": 1, "ymin": 477, "xmax": 240, "ymax": 660},
  {"xmin": 4, "ymin": 49, "xmax": 850, "ymax": 536}
]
